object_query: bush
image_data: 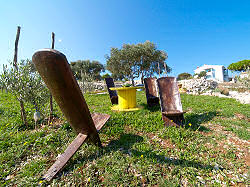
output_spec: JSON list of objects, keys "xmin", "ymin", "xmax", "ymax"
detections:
[
  {"xmin": 198, "ymin": 71, "xmax": 207, "ymax": 78},
  {"xmin": 220, "ymin": 88, "xmax": 229, "ymax": 96},
  {"xmin": 177, "ymin": 73, "xmax": 192, "ymax": 80},
  {"xmin": 237, "ymin": 71, "xmax": 250, "ymax": 89}
]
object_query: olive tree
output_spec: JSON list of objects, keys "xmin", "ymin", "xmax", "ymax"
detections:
[
  {"xmin": 70, "ymin": 60, "xmax": 105, "ymax": 81},
  {"xmin": 106, "ymin": 41, "xmax": 171, "ymax": 85},
  {"xmin": 0, "ymin": 60, "xmax": 49, "ymax": 126}
]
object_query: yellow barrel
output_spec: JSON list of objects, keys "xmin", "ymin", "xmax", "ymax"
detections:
[
  {"xmin": 118, "ymin": 89, "xmax": 136, "ymax": 109},
  {"xmin": 109, "ymin": 86, "xmax": 143, "ymax": 111}
]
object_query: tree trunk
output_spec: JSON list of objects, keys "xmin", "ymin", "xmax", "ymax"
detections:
[
  {"xmin": 141, "ymin": 72, "xmax": 144, "ymax": 84},
  {"xmin": 141, "ymin": 56, "xmax": 144, "ymax": 84},
  {"xmin": 158, "ymin": 62, "xmax": 161, "ymax": 78},
  {"xmin": 20, "ymin": 100, "xmax": 28, "ymax": 126},
  {"xmin": 131, "ymin": 78, "xmax": 135, "ymax": 86},
  {"xmin": 164, "ymin": 63, "xmax": 168, "ymax": 77},
  {"xmin": 81, "ymin": 70, "xmax": 84, "ymax": 93}
]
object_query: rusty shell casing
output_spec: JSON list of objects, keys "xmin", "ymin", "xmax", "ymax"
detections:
[{"xmin": 32, "ymin": 49, "xmax": 97, "ymax": 135}]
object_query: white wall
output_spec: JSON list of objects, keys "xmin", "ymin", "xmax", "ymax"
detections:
[{"xmin": 194, "ymin": 65, "xmax": 228, "ymax": 82}]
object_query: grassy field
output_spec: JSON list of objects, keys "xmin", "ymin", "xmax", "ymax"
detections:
[{"xmin": 0, "ymin": 91, "xmax": 249, "ymax": 186}]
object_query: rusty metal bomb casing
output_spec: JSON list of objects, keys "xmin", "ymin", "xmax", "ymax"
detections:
[{"xmin": 32, "ymin": 49, "xmax": 98, "ymax": 136}]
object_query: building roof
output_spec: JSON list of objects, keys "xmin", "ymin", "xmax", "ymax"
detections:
[{"xmin": 195, "ymin": 64, "xmax": 225, "ymax": 72}]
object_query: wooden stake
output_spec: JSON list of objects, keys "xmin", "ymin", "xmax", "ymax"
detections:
[
  {"xmin": 13, "ymin": 26, "xmax": 28, "ymax": 126},
  {"xmin": 49, "ymin": 32, "xmax": 55, "ymax": 123},
  {"xmin": 51, "ymin": 32, "xmax": 55, "ymax": 49},
  {"xmin": 13, "ymin": 26, "xmax": 21, "ymax": 70}
]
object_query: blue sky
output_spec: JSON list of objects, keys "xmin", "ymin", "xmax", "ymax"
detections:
[{"xmin": 1, "ymin": 0, "xmax": 250, "ymax": 77}]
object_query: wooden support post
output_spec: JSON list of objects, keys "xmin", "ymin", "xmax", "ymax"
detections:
[
  {"xmin": 49, "ymin": 32, "xmax": 55, "ymax": 124},
  {"xmin": 13, "ymin": 26, "xmax": 20, "ymax": 70},
  {"xmin": 51, "ymin": 32, "xmax": 55, "ymax": 49},
  {"xmin": 13, "ymin": 26, "xmax": 28, "ymax": 126},
  {"xmin": 43, "ymin": 113, "xmax": 109, "ymax": 181},
  {"xmin": 43, "ymin": 133, "xmax": 88, "ymax": 181}
]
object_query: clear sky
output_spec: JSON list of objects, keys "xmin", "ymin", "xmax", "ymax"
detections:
[{"xmin": 1, "ymin": 0, "xmax": 250, "ymax": 77}]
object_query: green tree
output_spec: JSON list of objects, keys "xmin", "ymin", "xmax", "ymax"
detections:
[
  {"xmin": 0, "ymin": 60, "xmax": 49, "ymax": 126},
  {"xmin": 177, "ymin": 73, "xmax": 192, "ymax": 80},
  {"xmin": 228, "ymin": 60, "xmax": 250, "ymax": 72},
  {"xmin": 198, "ymin": 71, "xmax": 207, "ymax": 78},
  {"xmin": 105, "ymin": 48, "xmax": 125, "ymax": 81},
  {"xmin": 101, "ymin": 73, "xmax": 111, "ymax": 79},
  {"xmin": 106, "ymin": 41, "xmax": 171, "ymax": 85},
  {"xmin": 70, "ymin": 60, "xmax": 105, "ymax": 80}
]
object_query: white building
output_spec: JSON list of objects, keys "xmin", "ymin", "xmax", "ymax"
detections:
[
  {"xmin": 239, "ymin": 71, "xmax": 249, "ymax": 79},
  {"xmin": 194, "ymin": 65, "xmax": 229, "ymax": 82}
]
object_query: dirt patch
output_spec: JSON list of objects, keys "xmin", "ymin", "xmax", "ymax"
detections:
[
  {"xmin": 203, "ymin": 123, "xmax": 250, "ymax": 167},
  {"xmin": 234, "ymin": 113, "xmax": 250, "ymax": 122},
  {"xmin": 127, "ymin": 126, "xmax": 176, "ymax": 149}
]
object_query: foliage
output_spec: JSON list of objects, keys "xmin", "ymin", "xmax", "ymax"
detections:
[
  {"xmin": 106, "ymin": 41, "xmax": 171, "ymax": 84},
  {"xmin": 70, "ymin": 60, "xmax": 105, "ymax": 80},
  {"xmin": 177, "ymin": 72, "xmax": 192, "ymax": 80},
  {"xmin": 0, "ymin": 60, "xmax": 49, "ymax": 111},
  {"xmin": 122, "ymin": 83, "xmax": 132, "ymax": 87},
  {"xmin": 198, "ymin": 71, "xmax": 207, "ymax": 78},
  {"xmin": 236, "ymin": 71, "xmax": 250, "ymax": 89},
  {"xmin": 0, "ymin": 79, "xmax": 3, "ymax": 90},
  {"xmin": 228, "ymin": 60, "xmax": 250, "ymax": 72},
  {"xmin": 80, "ymin": 71, "xmax": 96, "ymax": 93},
  {"xmin": 0, "ymin": 91, "xmax": 249, "ymax": 186},
  {"xmin": 101, "ymin": 73, "xmax": 111, "ymax": 79}
]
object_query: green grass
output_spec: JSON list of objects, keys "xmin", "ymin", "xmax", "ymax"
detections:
[{"xmin": 0, "ymin": 91, "xmax": 249, "ymax": 186}]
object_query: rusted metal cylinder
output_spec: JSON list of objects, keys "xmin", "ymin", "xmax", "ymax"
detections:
[
  {"xmin": 157, "ymin": 77, "xmax": 185, "ymax": 126},
  {"xmin": 32, "ymin": 49, "xmax": 99, "ymax": 139}
]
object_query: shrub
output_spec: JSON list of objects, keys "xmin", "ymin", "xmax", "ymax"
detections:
[
  {"xmin": 198, "ymin": 71, "xmax": 207, "ymax": 78},
  {"xmin": 237, "ymin": 71, "xmax": 250, "ymax": 89},
  {"xmin": 177, "ymin": 73, "xmax": 192, "ymax": 80},
  {"xmin": 220, "ymin": 88, "xmax": 229, "ymax": 96}
]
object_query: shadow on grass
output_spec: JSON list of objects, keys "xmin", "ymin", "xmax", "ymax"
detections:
[
  {"xmin": 184, "ymin": 111, "xmax": 218, "ymax": 132},
  {"xmin": 131, "ymin": 149, "xmax": 215, "ymax": 170},
  {"xmin": 142, "ymin": 104, "xmax": 216, "ymax": 132},
  {"xmin": 59, "ymin": 133, "xmax": 215, "ymax": 179},
  {"xmin": 141, "ymin": 103, "xmax": 161, "ymax": 112},
  {"xmin": 109, "ymin": 134, "xmax": 214, "ymax": 170}
]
